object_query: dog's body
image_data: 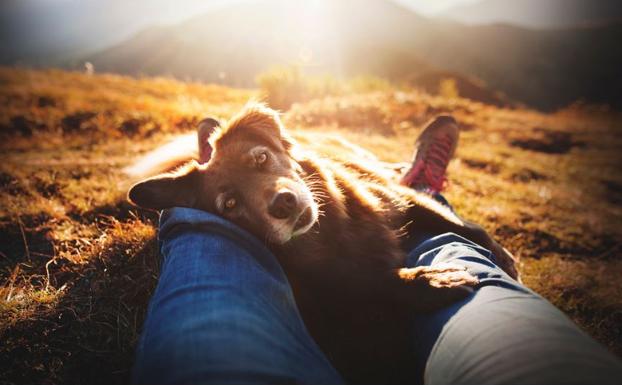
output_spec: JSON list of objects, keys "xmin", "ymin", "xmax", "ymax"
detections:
[{"xmin": 127, "ymin": 104, "xmax": 518, "ymax": 384}]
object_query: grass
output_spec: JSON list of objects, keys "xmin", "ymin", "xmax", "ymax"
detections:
[{"xmin": 1, "ymin": 68, "xmax": 621, "ymax": 384}]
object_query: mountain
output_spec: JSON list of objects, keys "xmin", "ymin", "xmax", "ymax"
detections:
[
  {"xmin": 441, "ymin": 0, "xmax": 622, "ymax": 29},
  {"xmin": 424, "ymin": 20, "xmax": 622, "ymax": 110},
  {"xmin": 83, "ymin": 0, "xmax": 622, "ymax": 110},
  {"xmin": 87, "ymin": 0, "xmax": 432, "ymax": 84},
  {"xmin": 0, "ymin": 0, "xmax": 234, "ymax": 66},
  {"xmin": 408, "ymin": 71, "xmax": 513, "ymax": 107}
]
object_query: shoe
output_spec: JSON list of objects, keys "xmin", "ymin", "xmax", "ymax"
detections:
[
  {"xmin": 400, "ymin": 116, "xmax": 459, "ymax": 194},
  {"xmin": 197, "ymin": 117, "xmax": 220, "ymax": 163}
]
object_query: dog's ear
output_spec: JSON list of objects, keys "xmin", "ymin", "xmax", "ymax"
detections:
[
  {"xmin": 128, "ymin": 163, "xmax": 200, "ymax": 210},
  {"xmin": 197, "ymin": 118, "xmax": 220, "ymax": 163}
]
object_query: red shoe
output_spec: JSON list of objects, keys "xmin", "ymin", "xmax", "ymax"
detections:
[{"xmin": 400, "ymin": 116, "xmax": 459, "ymax": 194}]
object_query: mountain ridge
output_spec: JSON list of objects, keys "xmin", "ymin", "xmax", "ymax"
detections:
[
  {"xmin": 82, "ymin": 0, "xmax": 622, "ymax": 110},
  {"xmin": 441, "ymin": 0, "xmax": 622, "ymax": 29}
]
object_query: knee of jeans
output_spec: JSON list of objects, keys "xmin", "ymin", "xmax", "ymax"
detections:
[
  {"xmin": 437, "ymin": 243, "xmax": 503, "ymax": 279},
  {"xmin": 429, "ymin": 233, "xmax": 478, "ymax": 247},
  {"xmin": 433, "ymin": 241, "xmax": 493, "ymax": 263},
  {"xmin": 429, "ymin": 242, "xmax": 531, "ymax": 291},
  {"xmin": 409, "ymin": 233, "xmax": 469, "ymax": 265},
  {"xmin": 411, "ymin": 240, "xmax": 500, "ymax": 281},
  {"xmin": 413, "ymin": 235, "xmax": 492, "ymax": 266}
]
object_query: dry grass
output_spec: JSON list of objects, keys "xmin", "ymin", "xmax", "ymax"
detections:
[{"xmin": 1, "ymin": 68, "xmax": 621, "ymax": 384}]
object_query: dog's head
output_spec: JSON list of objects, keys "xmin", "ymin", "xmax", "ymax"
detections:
[{"xmin": 128, "ymin": 104, "xmax": 318, "ymax": 244}]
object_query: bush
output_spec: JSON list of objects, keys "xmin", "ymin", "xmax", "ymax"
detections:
[
  {"xmin": 438, "ymin": 77, "xmax": 459, "ymax": 99},
  {"xmin": 256, "ymin": 66, "xmax": 392, "ymax": 110},
  {"xmin": 256, "ymin": 66, "xmax": 309, "ymax": 110},
  {"xmin": 348, "ymin": 75, "xmax": 392, "ymax": 94}
]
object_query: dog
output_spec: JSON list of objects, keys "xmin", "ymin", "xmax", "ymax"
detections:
[{"xmin": 127, "ymin": 103, "xmax": 518, "ymax": 384}]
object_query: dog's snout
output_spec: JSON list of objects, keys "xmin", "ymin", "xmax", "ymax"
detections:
[{"xmin": 269, "ymin": 190, "xmax": 298, "ymax": 219}]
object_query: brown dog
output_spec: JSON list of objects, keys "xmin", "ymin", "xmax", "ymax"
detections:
[{"xmin": 128, "ymin": 103, "xmax": 518, "ymax": 384}]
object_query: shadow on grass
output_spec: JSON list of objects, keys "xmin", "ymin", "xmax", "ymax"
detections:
[{"xmin": 0, "ymin": 201, "xmax": 161, "ymax": 385}]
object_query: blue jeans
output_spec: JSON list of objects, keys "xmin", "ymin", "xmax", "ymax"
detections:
[{"xmin": 133, "ymin": 207, "xmax": 622, "ymax": 385}]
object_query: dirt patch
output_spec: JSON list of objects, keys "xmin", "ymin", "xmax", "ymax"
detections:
[
  {"xmin": 511, "ymin": 168, "xmax": 549, "ymax": 182},
  {"xmin": 37, "ymin": 96, "xmax": 56, "ymax": 108},
  {"xmin": 68, "ymin": 169, "xmax": 93, "ymax": 181},
  {"xmin": 61, "ymin": 112, "xmax": 97, "ymax": 134},
  {"xmin": 172, "ymin": 116, "xmax": 200, "ymax": 132},
  {"xmin": 119, "ymin": 118, "xmax": 143, "ymax": 136},
  {"xmin": 462, "ymin": 158, "xmax": 500, "ymax": 174},
  {"xmin": 6, "ymin": 116, "xmax": 47, "ymax": 137},
  {"xmin": 0, "ymin": 222, "xmax": 54, "ymax": 270},
  {"xmin": 495, "ymin": 225, "xmax": 588, "ymax": 258},
  {"xmin": 603, "ymin": 180, "xmax": 622, "ymax": 205},
  {"xmin": 118, "ymin": 118, "xmax": 161, "ymax": 138},
  {"xmin": 510, "ymin": 130, "xmax": 584, "ymax": 154},
  {"xmin": 33, "ymin": 176, "xmax": 62, "ymax": 199},
  {"xmin": 0, "ymin": 172, "xmax": 29, "ymax": 196},
  {"xmin": 495, "ymin": 224, "xmax": 620, "ymax": 260}
]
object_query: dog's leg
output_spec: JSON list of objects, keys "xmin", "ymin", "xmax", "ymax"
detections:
[
  {"xmin": 402, "ymin": 201, "xmax": 520, "ymax": 280},
  {"xmin": 398, "ymin": 264, "xmax": 478, "ymax": 288},
  {"xmin": 391, "ymin": 264, "xmax": 479, "ymax": 311}
]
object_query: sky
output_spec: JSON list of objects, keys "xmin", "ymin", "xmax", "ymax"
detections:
[
  {"xmin": 397, "ymin": 0, "xmax": 479, "ymax": 15},
  {"xmin": 25, "ymin": 0, "xmax": 480, "ymax": 22}
]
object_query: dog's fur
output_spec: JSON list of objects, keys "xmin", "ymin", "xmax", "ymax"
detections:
[{"xmin": 127, "ymin": 103, "xmax": 518, "ymax": 384}]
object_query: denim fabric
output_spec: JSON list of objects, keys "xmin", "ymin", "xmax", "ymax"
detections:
[
  {"xmin": 132, "ymin": 207, "xmax": 622, "ymax": 385},
  {"xmin": 132, "ymin": 208, "xmax": 344, "ymax": 385},
  {"xmin": 406, "ymin": 233, "xmax": 622, "ymax": 385}
]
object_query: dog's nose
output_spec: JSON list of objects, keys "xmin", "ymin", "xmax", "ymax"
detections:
[{"xmin": 269, "ymin": 191, "xmax": 298, "ymax": 219}]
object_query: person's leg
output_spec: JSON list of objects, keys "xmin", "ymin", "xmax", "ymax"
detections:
[
  {"xmin": 406, "ymin": 233, "xmax": 622, "ymax": 385},
  {"xmin": 132, "ymin": 207, "xmax": 344, "ymax": 385},
  {"xmin": 401, "ymin": 117, "xmax": 622, "ymax": 384}
]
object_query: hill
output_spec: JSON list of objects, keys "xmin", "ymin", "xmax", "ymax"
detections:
[
  {"xmin": 0, "ymin": 0, "xmax": 230, "ymax": 66},
  {"xmin": 408, "ymin": 70, "xmax": 514, "ymax": 107},
  {"xmin": 1, "ymin": 68, "xmax": 621, "ymax": 384},
  {"xmin": 86, "ymin": 0, "xmax": 432, "ymax": 84},
  {"xmin": 83, "ymin": 0, "xmax": 622, "ymax": 110},
  {"xmin": 441, "ymin": 0, "xmax": 622, "ymax": 29}
]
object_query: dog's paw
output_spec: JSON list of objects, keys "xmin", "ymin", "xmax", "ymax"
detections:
[
  {"xmin": 399, "ymin": 263, "xmax": 479, "ymax": 289},
  {"xmin": 398, "ymin": 264, "xmax": 480, "ymax": 310},
  {"xmin": 419, "ymin": 264, "xmax": 479, "ymax": 289}
]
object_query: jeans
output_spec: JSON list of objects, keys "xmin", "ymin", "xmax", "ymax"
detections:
[{"xmin": 132, "ymin": 207, "xmax": 622, "ymax": 385}]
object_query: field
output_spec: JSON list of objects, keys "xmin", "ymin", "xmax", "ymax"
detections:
[{"xmin": 1, "ymin": 68, "xmax": 621, "ymax": 384}]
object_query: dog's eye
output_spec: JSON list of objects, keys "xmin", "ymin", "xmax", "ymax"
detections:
[
  {"xmin": 224, "ymin": 197, "xmax": 237, "ymax": 210},
  {"xmin": 256, "ymin": 151, "xmax": 268, "ymax": 166}
]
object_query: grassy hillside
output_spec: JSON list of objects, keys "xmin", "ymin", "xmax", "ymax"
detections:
[{"xmin": 1, "ymin": 68, "xmax": 621, "ymax": 384}]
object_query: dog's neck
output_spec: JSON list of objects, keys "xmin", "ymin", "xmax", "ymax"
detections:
[{"xmin": 298, "ymin": 154, "xmax": 349, "ymax": 223}]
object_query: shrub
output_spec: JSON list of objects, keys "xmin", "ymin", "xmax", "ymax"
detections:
[
  {"xmin": 257, "ymin": 66, "xmax": 393, "ymax": 110},
  {"xmin": 438, "ymin": 77, "xmax": 459, "ymax": 99},
  {"xmin": 256, "ymin": 66, "xmax": 309, "ymax": 110}
]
